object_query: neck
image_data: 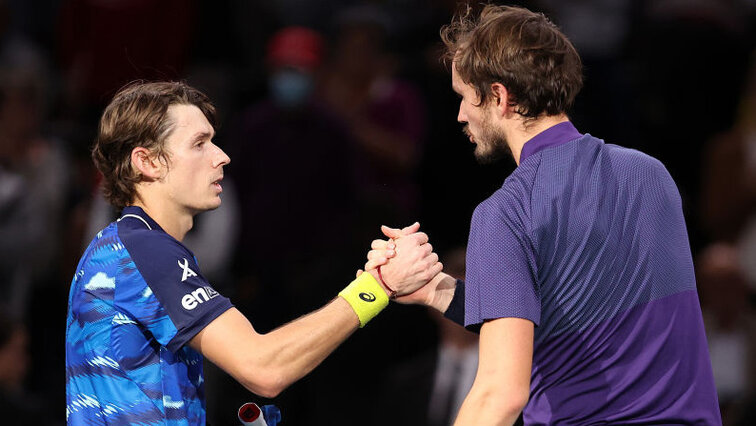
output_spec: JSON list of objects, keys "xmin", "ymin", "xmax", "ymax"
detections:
[
  {"xmin": 132, "ymin": 196, "xmax": 194, "ymax": 241},
  {"xmin": 505, "ymin": 114, "xmax": 570, "ymax": 165}
]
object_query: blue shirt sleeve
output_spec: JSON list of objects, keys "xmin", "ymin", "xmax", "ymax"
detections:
[
  {"xmin": 118, "ymin": 227, "xmax": 233, "ymax": 352},
  {"xmin": 465, "ymin": 189, "xmax": 540, "ymax": 329}
]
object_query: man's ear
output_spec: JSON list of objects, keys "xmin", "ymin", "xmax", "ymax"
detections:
[
  {"xmin": 131, "ymin": 147, "xmax": 164, "ymax": 180},
  {"xmin": 490, "ymin": 82, "xmax": 510, "ymax": 117}
]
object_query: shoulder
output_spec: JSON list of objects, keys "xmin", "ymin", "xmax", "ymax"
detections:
[
  {"xmin": 602, "ymin": 143, "xmax": 675, "ymax": 183},
  {"xmin": 471, "ymin": 188, "xmax": 531, "ymax": 240},
  {"xmin": 603, "ymin": 142, "xmax": 664, "ymax": 169},
  {"xmin": 564, "ymin": 135, "xmax": 674, "ymax": 184},
  {"xmin": 473, "ymin": 166, "xmax": 536, "ymax": 225},
  {"xmin": 116, "ymin": 218, "xmax": 199, "ymax": 280},
  {"xmin": 117, "ymin": 217, "xmax": 190, "ymax": 255}
]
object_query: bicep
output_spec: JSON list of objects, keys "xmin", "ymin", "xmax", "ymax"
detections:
[
  {"xmin": 476, "ymin": 317, "xmax": 534, "ymax": 400},
  {"xmin": 189, "ymin": 307, "xmax": 262, "ymax": 384}
]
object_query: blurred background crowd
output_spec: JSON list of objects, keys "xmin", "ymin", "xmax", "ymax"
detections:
[{"xmin": 0, "ymin": 0, "xmax": 754, "ymax": 425}]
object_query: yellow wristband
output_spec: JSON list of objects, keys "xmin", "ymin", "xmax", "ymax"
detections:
[{"xmin": 338, "ymin": 272, "xmax": 389, "ymax": 328}]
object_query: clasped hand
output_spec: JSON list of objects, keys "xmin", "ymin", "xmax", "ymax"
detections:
[{"xmin": 361, "ymin": 222, "xmax": 443, "ymax": 300}]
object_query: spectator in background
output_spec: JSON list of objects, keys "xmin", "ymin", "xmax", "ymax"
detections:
[
  {"xmin": 0, "ymin": 36, "xmax": 71, "ymax": 423},
  {"xmin": 56, "ymin": 0, "xmax": 196, "ymax": 112},
  {"xmin": 320, "ymin": 4, "xmax": 427, "ymax": 233},
  {"xmin": 0, "ymin": 310, "xmax": 52, "ymax": 425},
  {"xmin": 696, "ymin": 243, "xmax": 756, "ymax": 425},
  {"xmin": 54, "ymin": 0, "xmax": 201, "ymax": 238},
  {"xmin": 0, "ymin": 55, "xmax": 69, "ymax": 321},
  {"xmin": 701, "ymin": 51, "xmax": 756, "ymax": 291},
  {"xmin": 628, "ymin": 0, "xmax": 752, "ymax": 250},
  {"xmin": 226, "ymin": 26, "xmax": 358, "ymax": 324},
  {"xmin": 219, "ymin": 27, "xmax": 360, "ymax": 425}
]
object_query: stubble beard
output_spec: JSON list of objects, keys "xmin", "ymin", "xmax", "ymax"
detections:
[{"xmin": 467, "ymin": 115, "xmax": 511, "ymax": 165}]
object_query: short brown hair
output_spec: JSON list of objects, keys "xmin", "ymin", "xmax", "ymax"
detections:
[
  {"xmin": 441, "ymin": 5, "xmax": 583, "ymax": 118},
  {"xmin": 92, "ymin": 81, "xmax": 217, "ymax": 209}
]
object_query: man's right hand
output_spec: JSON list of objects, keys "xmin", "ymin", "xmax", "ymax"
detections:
[
  {"xmin": 365, "ymin": 223, "xmax": 442, "ymax": 297},
  {"xmin": 364, "ymin": 224, "xmax": 457, "ymax": 312}
]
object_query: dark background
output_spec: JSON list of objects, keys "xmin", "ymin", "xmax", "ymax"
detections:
[{"xmin": 0, "ymin": 0, "xmax": 755, "ymax": 425}]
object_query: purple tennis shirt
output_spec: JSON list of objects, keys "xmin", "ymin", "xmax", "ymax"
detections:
[{"xmin": 464, "ymin": 122, "xmax": 721, "ymax": 424}]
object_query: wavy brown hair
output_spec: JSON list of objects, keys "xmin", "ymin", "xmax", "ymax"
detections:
[
  {"xmin": 441, "ymin": 5, "xmax": 583, "ymax": 118},
  {"xmin": 92, "ymin": 81, "xmax": 217, "ymax": 209}
]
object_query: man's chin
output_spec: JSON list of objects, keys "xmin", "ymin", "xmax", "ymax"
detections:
[
  {"xmin": 474, "ymin": 141, "xmax": 513, "ymax": 165},
  {"xmin": 191, "ymin": 198, "xmax": 222, "ymax": 215},
  {"xmin": 475, "ymin": 147, "xmax": 505, "ymax": 164},
  {"xmin": 206, "ymin": 198, "xmax": 223, "ymax": 211}
]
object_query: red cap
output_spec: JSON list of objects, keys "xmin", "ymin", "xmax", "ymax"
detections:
[{"xmin": 266, "ymin": 26, "xmax": 324, "ymax": 71}]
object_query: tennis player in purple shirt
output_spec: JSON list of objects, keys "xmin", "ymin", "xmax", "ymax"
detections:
[{"xmin": 367, "ymin": 5, "xmax": 721, "ymax": 425}]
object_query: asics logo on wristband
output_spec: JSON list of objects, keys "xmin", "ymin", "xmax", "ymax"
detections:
[{"xmin": 359, "ymin": 292, "xmax": 376, "ymax": 302}]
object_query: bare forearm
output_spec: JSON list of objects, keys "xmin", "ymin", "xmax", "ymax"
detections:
[
  {"xmin": 193, "ymin": 301, "xmax": 361, "ymax": 398},
  {"xmin": 255, "ymin": 297, "xmax": 359, "ymax": 391},
  {"xmin": 196, "ymin": 232, "xmax": 440, "ymax": 398},
  {"xmin": 454, "ymin": 385, "xmax": 525, "ymax": 425},
  {"xmin": 452, "ymin": 318, "xmax": 532, "ymax": 425}
]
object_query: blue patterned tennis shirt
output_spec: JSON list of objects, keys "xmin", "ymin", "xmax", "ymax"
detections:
[{"xmin": 66, "ymin": 206, "xmax": 233, "ymax": 425}]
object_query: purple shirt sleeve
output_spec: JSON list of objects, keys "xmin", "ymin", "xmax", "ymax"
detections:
[{"xmin": 464, "ymin": 190, "xmax": 540, "ymax": 329}]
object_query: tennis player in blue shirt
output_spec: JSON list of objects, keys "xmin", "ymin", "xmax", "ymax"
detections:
[
  {"xmin": 65, "ymin": 81, "xmax": 442, "ymax": 425},
  {"xmin": 368, "ymin": 5, "xmax": 721, "ymax": 425}
]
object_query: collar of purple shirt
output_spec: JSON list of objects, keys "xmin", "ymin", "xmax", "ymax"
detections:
[{"xmin": 519, "ymin": 121, "xmax": 583, "ymax": 164}]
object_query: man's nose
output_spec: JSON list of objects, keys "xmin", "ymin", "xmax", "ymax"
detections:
[{"xmin": 214, "ymin": 144, "xmax": 231, "ymax": 167}]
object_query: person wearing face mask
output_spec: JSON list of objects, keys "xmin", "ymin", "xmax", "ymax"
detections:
[
  {"xmin": 225, "ymin": 25, "xmax": 361, "ymax": 285},
  {"xmin": 217, "ymin": 29, "xmax": 366, "ymax": 422},
  {"xmin": 265, "ymin": 27, "xmax": 319, "ymax": 109},
  {"xmin": 224, "ymin": 26, "xmax": 361, "ymax": 313}
]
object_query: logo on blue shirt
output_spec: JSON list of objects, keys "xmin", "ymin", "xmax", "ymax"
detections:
[
  {"xmin": 178, "ymin": 258, "xmax": 198, "ymax": 282},
  {"xmin": 181, "ymin": 286, "xmax": 219, "ymax": 310}
]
